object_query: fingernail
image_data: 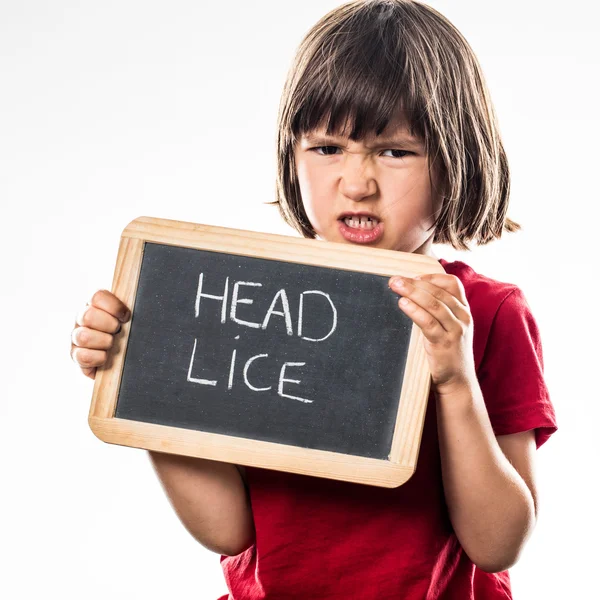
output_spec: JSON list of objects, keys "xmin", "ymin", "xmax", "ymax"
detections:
[
  {"xmin": 390, "ymin": 277, "xmax": 404, "ymax": 288},
  {"xmin": 119, "ymin": 310, "xmax": 130, "ymax": 322}
]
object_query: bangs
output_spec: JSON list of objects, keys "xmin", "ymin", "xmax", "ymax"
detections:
[{"xmin": 288, "ymin": 6, "xmax": 430, "ymax": 147}]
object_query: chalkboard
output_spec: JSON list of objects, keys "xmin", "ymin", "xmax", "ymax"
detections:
[{"xmin": 89, "ymin": 216, "xmax": 445, "ymax": 487}]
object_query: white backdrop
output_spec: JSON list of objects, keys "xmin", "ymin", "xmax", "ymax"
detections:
[{"xmin": 1, "ymin": 1, "xmax": 597, "ymax": 598}]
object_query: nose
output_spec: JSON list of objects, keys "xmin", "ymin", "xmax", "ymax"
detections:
[{"xmin": 339, "ymin": 155, "xmax": 377, "ymax": 202}]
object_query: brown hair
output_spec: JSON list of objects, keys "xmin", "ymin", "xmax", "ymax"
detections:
[{"xmin": 272, "ymin": 0, "xmax": 519, "ymax": 250}]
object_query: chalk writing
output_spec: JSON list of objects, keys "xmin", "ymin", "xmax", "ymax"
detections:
[{"xmin": 187, "ymin": 273, "xmax": 339, "ymax": 404}]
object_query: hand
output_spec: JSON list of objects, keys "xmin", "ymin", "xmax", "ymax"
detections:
[
  {"xmin": 70, "ymin": 290, "xmax": 131, "ymax": 379},
  {"xmin": 388, "ymin": 273, "xmax": 477, "ymax": 397}
]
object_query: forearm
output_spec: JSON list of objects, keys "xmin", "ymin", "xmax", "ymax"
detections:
[
  {"xmin": 148, "ymin": 451, "xmax": 255, "ymax": 556},
  {"xmin": 436, "ymin": 383, "xmax": 536, "ymax": 572}
]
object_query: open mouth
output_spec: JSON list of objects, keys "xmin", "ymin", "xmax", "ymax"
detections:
[
  {"xmin": 337, "ymin": 213, "xmax": 384, "ymax": 244},
  {"xmin": 340, "ymin": 215, "xmax": 380, "ymax": 230}
]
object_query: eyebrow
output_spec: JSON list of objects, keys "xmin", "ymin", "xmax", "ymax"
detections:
[{"xmin": 301, "ymin": 133, "xmax": 423, "ymax": 149}]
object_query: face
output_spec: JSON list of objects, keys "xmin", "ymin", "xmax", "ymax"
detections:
[{"xmin": 294, "ymin": 119, "xmax": 443, "ymax": 255}]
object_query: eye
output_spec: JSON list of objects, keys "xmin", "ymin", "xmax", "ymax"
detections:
[
  {"xmin": 310, "ymin": 146, "xmax": 413, "ymax": 159},
  {"xmin": 382, "ymin": 149, "xmax": 413, "ymax": 159},
  {"xmin": 311, "ymin": 146, "xmax": 341, "ymax": 156}
]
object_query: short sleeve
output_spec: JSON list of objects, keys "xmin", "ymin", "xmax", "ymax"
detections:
[{"xmin": 476, "ymin": 287, "xmax": 557, "ymax": 448}]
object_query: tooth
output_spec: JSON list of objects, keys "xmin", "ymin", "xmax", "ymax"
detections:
[{"xmin": 343, "ymin": 216, "xmax": 381, "ymax": 229}]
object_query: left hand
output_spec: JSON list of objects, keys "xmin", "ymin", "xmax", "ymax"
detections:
[{"xmin": 389, "ymin": 273, "xmax": 477, "ymax": 397}]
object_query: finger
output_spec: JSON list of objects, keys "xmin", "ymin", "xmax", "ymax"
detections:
[
  {"xmin": 396, "ymin": 293, "xmax": 446, "ymax": 341},
  {"xmin": 390, "ymin": 279, "xmax": 450, "ymax": 339},
  {"xmin": 76, "ymin": 305, "xmax": 121, "ymax": 334},
  {"xmin": 71, "ymin": 326, "xmax": 115, "ymax": 350},
  {"xmin": 71, "ymin": 346, "xmax": 107, "ymax": 371},
  {"xmin": 393, "ymin": 276, "xmax": 470, "ymax": 327},
  {"xmin": 395, "ymin": 279, "xmax": 460, "ymax": 331},
  {"xmin": 89, "ymin": 290, "xmax": 131, "ymax": 322},
  {"xmin": 414, "ymin": 273, "xmax": 467, "ymax": 305},
  {"xmin": 81, "ymin": 367, "xmax": 97, "ymax": 380}
]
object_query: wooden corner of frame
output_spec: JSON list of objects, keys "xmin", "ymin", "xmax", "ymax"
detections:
[
  {"xmin": 122, "ymin": 216, "xmax": 150, "ymax": 237},
  {"xmin": 387, "ymin": 464, "xmax": 417, "ymax": 488},
  {"xmin": 88, "ymin": 415, "xmax": 106, "ymax": 443}
]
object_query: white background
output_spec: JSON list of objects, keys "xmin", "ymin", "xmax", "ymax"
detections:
[{"xmin": 1, "ymin": 1, "xmax": 597, "ymax": 598}]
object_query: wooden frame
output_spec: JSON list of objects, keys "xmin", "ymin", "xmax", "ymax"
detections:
[{"xmin": 89, "ymin": 216, "xmax": 444, "ymax": 488}]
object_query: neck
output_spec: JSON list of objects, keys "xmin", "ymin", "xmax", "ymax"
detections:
[{"xmin": 411, "ymin": 233, "xmax": 437, "ymax": 258}]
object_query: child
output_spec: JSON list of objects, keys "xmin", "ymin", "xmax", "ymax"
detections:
[{"xmin": 71, "ymin": 1, "xmax": 557, "ymax": 598}]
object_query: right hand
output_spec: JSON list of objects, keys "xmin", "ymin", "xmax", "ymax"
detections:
[{"xmin": 71, "ymin": 290, "xmax": 131, "ymax": 379}]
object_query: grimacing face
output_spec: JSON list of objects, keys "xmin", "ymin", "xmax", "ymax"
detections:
[{"xmin": 294, "ymin": 120, "xmax": 443, "ymax": 256}]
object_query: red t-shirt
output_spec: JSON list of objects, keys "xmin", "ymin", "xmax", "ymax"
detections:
[{"xmin": 218, "ymin": 259, "xmax": 558, "ymax": 599}]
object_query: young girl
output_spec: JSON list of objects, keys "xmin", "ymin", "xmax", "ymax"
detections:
[{"xmin": 71, "ymin": 1, "xmax": 557, "ymax": 598}]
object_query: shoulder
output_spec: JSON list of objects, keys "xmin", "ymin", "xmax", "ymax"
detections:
[
  {"xmin": 439, "ymin": 258, "xmax": 521, "ymax": 312},
  {"xmin": 438, "ymin": 258, "xmax": 534, "ymax": 324}
]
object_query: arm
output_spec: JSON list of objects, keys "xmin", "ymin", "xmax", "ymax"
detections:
[
  {"xmin": 389, "ymin": 274, "xmax": 539, "ymax": 572},
  {"xmin": 70, "ymin": 290, "xmax": 256, "ymax": 557},
  {"xmin": 435, "ymin": 385, "xmax": 537, "ymax": 572},
  {"xmin": 149, "ymin": 452, "xmax": 255, "ymax": 557}
]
